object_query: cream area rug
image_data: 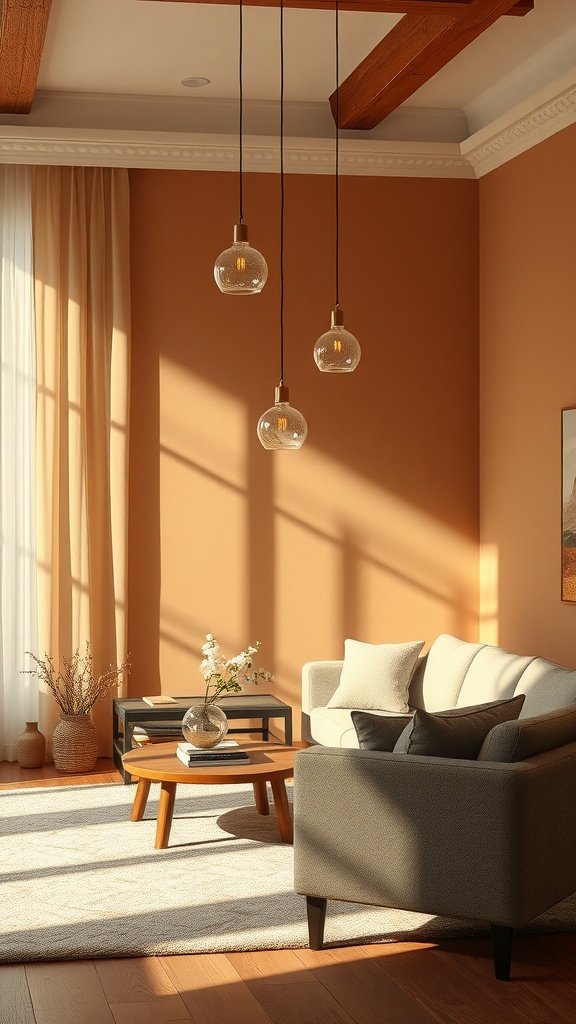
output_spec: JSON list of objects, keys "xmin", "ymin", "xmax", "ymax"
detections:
[{"xmin": 2, "ymin": 781, "xmax": 576, "ymax": 963}]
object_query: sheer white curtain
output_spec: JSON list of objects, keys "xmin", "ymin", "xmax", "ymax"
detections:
[{"xmin": 0, "ymin": 165, "xmax": 38, "ymax": 761}]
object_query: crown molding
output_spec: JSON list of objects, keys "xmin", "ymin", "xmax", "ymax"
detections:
[
  {"xmin": 0, "ymin": 70, "xmax": 574, "ymax": 179},
  {"xmin": 0, "ymin": 127, "xmax": 473, "ymax": 177},
  {"xmin": 462, "ymin": 69, "xmax": 576, "ymax": 177}
]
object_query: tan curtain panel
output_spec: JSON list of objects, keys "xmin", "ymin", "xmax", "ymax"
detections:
[{"xmin": 32, "ymin": 167, "xmax": 130, "ymax": 756}]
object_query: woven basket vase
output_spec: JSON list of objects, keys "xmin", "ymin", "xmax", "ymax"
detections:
[
  {"xmin": 16, "ymin": 722, "xmax": 46, "ymax": 768},
  {"xmin": 52, "ymin": 713, "xmax": 99, "ymax": 773}
]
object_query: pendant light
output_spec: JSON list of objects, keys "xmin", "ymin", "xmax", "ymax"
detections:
[
  {"xmin": 313, "ymin": 0, "xmax": 361, "ymax": 372},
  {"xmin": 214, "ymin": 0, "xmax": 268, "ymax": 295},
  {"xmin": 257, "ymin": 0, "xmax": 307, "ymax": 450}
]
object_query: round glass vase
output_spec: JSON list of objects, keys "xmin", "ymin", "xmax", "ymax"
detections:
[{"xmin": 181, "ymin": 703, "xmax": 228, "ymax": 749}]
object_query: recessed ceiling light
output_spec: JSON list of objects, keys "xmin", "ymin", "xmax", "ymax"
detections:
[{"xmin": 180, "ymin": 77, "xmax": 210, "ymax": 89}]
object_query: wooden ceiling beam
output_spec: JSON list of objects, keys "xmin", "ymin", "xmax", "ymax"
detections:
[
  {"xmin": 0, "ymin": 0, "xmax": 52, "ymax": 114},
  {"xmin": 137, "ymin": 0, "xmax": 532, "ymax": 16},
  {"xmin": 331, "ymin": 0, "xmax": 528, "ymax": 129}
]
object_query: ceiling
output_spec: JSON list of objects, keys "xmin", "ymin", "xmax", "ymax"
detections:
[{"xmin": 0, "ymin": 0, "xmax": 575, "ymax": 176}]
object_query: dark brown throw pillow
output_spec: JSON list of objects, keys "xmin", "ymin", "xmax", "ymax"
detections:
[
  {"xmin": 392, "ymin": 695, "xmax": 526, "ymax": 759},
  {"xmin": 351, "ymin": 710, "xmax": 413, "ymax": 751}
]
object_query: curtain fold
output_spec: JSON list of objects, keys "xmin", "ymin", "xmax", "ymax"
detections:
[
  {"xmin": 32, "ymin": 167, "xmax": 130, "ymax": 756},
  {"xmin": 0, "ymin": 166, "xmax": 39, "ymax": 761}
]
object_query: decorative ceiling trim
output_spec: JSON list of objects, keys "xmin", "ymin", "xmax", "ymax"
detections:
[
  {"xmin": 0, "ymin": 72, "xmax": 573, "ymax": 179},
  {"xmin": 463, "ymin": 73, "xmax": 576, "ymax": 177},
  {"xmin": 0, "ymin": 128, "xmax": 473, "ymax": 177}
]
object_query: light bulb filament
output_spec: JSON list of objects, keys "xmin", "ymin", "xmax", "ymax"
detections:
[
  {"xmin": 277, "ymin": 415, "xmax": 288, "ymax": 431},
  {"xmin": 236, "ymin": 256, "xmax": 247, "ymax": 272},
  {"xmin": 333, "ymin": 338, "xmax": 342, "ymax": 353}
]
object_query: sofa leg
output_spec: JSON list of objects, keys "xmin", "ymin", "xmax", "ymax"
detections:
[
  {"xmin": 306, "ymin": 896, "xmax": 327, "ymax": 950},
  {"xmin": 490, "ymin": 924, "xmax": 513, "ymax": 981}
]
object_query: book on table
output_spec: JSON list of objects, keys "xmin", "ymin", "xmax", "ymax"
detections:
[
  {"xmin": 133, "ymin": 721, "xmax": 183, "ymax": 736},
  {"xmin": 176, "ymin": 739, "xmax": 251, "ymax": 767},
  {"xmin": 142, "ymin": 695, "xmax": 178, "ymax": 706}
]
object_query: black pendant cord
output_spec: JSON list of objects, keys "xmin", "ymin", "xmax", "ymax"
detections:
[
  {"xmin": 279, "ymin": 0, "xmax": 285, "ymax": 385},
  {"xmin": 238, "ymin": 0, "xmax": 244, "ymax": 224},
  {"xmin": 335, "ymin": 0, "xmax": 339, "ymax": 309}
]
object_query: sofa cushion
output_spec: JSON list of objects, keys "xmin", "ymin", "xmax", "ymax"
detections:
[
  {"xmin": 456, "ymin": 645, "xmax": 534, "ymax": 707},
  {"xmin": 326, "ymin": 639, "xmax": 424, "ymax": 714},
  {"xmin": 418, "ymin": 634, "xmax": 484, "ymax": 712},
  {"xmin": 513, "ymin": 658, "xmax": 576, "ymax": 717},
  {"xmin": 393, "ymin": 695, "xmax": 526, "ymax": 759},
  {"xmin": 478, "ymin": 704, "xmax": 576, "ymax": 762},
  {"xmin": 351, "ymin": 710, "xmax": 413, "ymax": 750},
  {"xmin": 309, "ymin": 706, "xmax": 405, "ymax": 748},
  {"xmin": 405, "ymin": 652, "xmax": 428, "ymax": 709}
]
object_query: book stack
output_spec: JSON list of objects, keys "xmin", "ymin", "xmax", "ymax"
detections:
[
  {"xmin": 132, "ymin": 721, "xmax": 184, "ymax": 746},
  {"xmin": 176, "ymin": 739, "xmax": 251, "ymax": 767}
]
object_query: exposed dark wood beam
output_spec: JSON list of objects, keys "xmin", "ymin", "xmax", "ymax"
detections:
[
  {"xmin": 138, "ymin": 0, "xmax": 532, "ymax": 16},
  {"xmin": 331, "ymin": 0, "xmax": 527, "ymax": 129},
  {"xmin": 0, "ymin": 0, "xmax": 52, "ymax": 113}
]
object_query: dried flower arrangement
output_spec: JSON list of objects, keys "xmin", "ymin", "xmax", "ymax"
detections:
[{"xmin": 24, "ymin": 642, "xmax": 129, "ymax": 716}]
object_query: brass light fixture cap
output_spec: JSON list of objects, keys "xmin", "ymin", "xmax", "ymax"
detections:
[
  {"xmin": 275, "ymin": 384, "xmax": 290, "ymax": 403},
  {"xmin": 331, "ymin": 306, "xmax": 344, "ymax": 327},
  {"xmin": 234, "ymin": 222, "xmax": 249, "ymax": 243}
]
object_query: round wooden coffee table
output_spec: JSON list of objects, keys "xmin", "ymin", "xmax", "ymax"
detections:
[{"xmin": 122, "ymin": 740, "xmax": 297, "ymax": 849}]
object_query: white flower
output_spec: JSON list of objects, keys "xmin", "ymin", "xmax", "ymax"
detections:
[
  {"xmin": 197, "ymin": 633, "xmax": 274, "ymax": 704},
  {"xmin": 201, "ymin": 635, "xmax": 219, "ymax": 657}
]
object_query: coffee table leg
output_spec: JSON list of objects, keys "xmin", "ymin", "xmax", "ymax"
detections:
[
  {"xmin": 270, "ymin": 778, "xmax": 293, "ymax": 843},
  {"xmin": 131, "ymin": 778, "xmax": 151, "ymax": 821},
  {"xmin": 253, "ymin": 779, "xmax": 269, "ymax": 815},
  {"xmin": 156, "ymin": 781, "xmax": 177, "ymax": 849}
]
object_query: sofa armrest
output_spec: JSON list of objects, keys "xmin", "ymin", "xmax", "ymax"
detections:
[
  {"xmin": 301, "ymin": 661, "xmax": 343, "ymax": 743},
  {"xmin": 302, "ymin": 661, "xmax": 343, "ymax": 713},
  {"xmin": 293, "ymin": 744, "xmax": 576, "ymax": 928}
]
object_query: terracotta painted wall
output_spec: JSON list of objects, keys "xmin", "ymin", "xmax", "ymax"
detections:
[
  {"xmin": 479, "ymin": 123, "xmax": 576, "ymax": 666},
  {"xmin": 128, "ymin": 168, "xmax": 479, "ymax": 737}
]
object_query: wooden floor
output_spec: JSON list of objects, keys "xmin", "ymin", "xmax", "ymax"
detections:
[{"xmin": 2, "ymin": 761, "xmax": 576, "ymax": 1024}]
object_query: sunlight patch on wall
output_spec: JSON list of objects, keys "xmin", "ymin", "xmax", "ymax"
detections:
[
  {"xmin": 161, "ymin": 358, "xmax": 247, "ymax": 490},
  {"xmin": 479, "ymin": 541, "xmax": 499, "ymax": 646},
  {"xmin": 158, "ymin": 360, "xmax": 248, "ymax": 684},
  {"xmin": 273, "ymin": 445, "xmax": 479, "ymax": 676}
]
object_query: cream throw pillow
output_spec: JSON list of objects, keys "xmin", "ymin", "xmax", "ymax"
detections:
[{"xmin": 326, "ymin": 639, "xmax": 425, "ymax": 713}]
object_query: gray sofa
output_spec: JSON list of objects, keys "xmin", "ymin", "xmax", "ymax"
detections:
[{"xmin": 294, "ymin": 634, "xmax": 576, "ymax": 979}]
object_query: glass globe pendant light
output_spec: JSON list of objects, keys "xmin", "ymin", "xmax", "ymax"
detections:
[
  {"xmin": 257, "ymin": 0, "xmax": 307, "ymax": 451},
  {"xmin": 214, "ymin": 0, "xmax": 268, "ymax": 295},
  {"xmin": 313, "ymin": 0, "xmax": 360, "ymax": 372},
  {"xmin": 257, "ymin": 384, "xmax": 307, "ymax": 451},
  {"xmin": 314, "ymin": 305, "xmax": 360, "ymax": 373}
]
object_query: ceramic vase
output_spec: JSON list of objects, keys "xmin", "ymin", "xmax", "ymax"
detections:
[
  {"xmin": 181, "ymin": 703, "xmax": 228, "ymax": 748},
  {"xmin": 52, "ymin": 713, "xmax": 99, "ymax": 773},
  {"xmin": 16, "ymin": 722, "xmax": 46, "ymax": 768}
]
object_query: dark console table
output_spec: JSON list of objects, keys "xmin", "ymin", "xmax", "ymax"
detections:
[{"xmin": 113, "ymin": 694, "xmax": 293, "ymax": 784}]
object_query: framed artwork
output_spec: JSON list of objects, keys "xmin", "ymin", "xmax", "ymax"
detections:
[{"xmin": 562, "ymin": 408, "xmax": 576, "ymax": 602}]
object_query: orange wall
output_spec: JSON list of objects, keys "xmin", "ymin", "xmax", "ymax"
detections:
[
  {"xmin": 479, "ymin": 123, "xmax": 576, "ymax": 665},
  {"xmin": 128, "ymin": 168, "xmax": 479, "ymax": 736}
]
